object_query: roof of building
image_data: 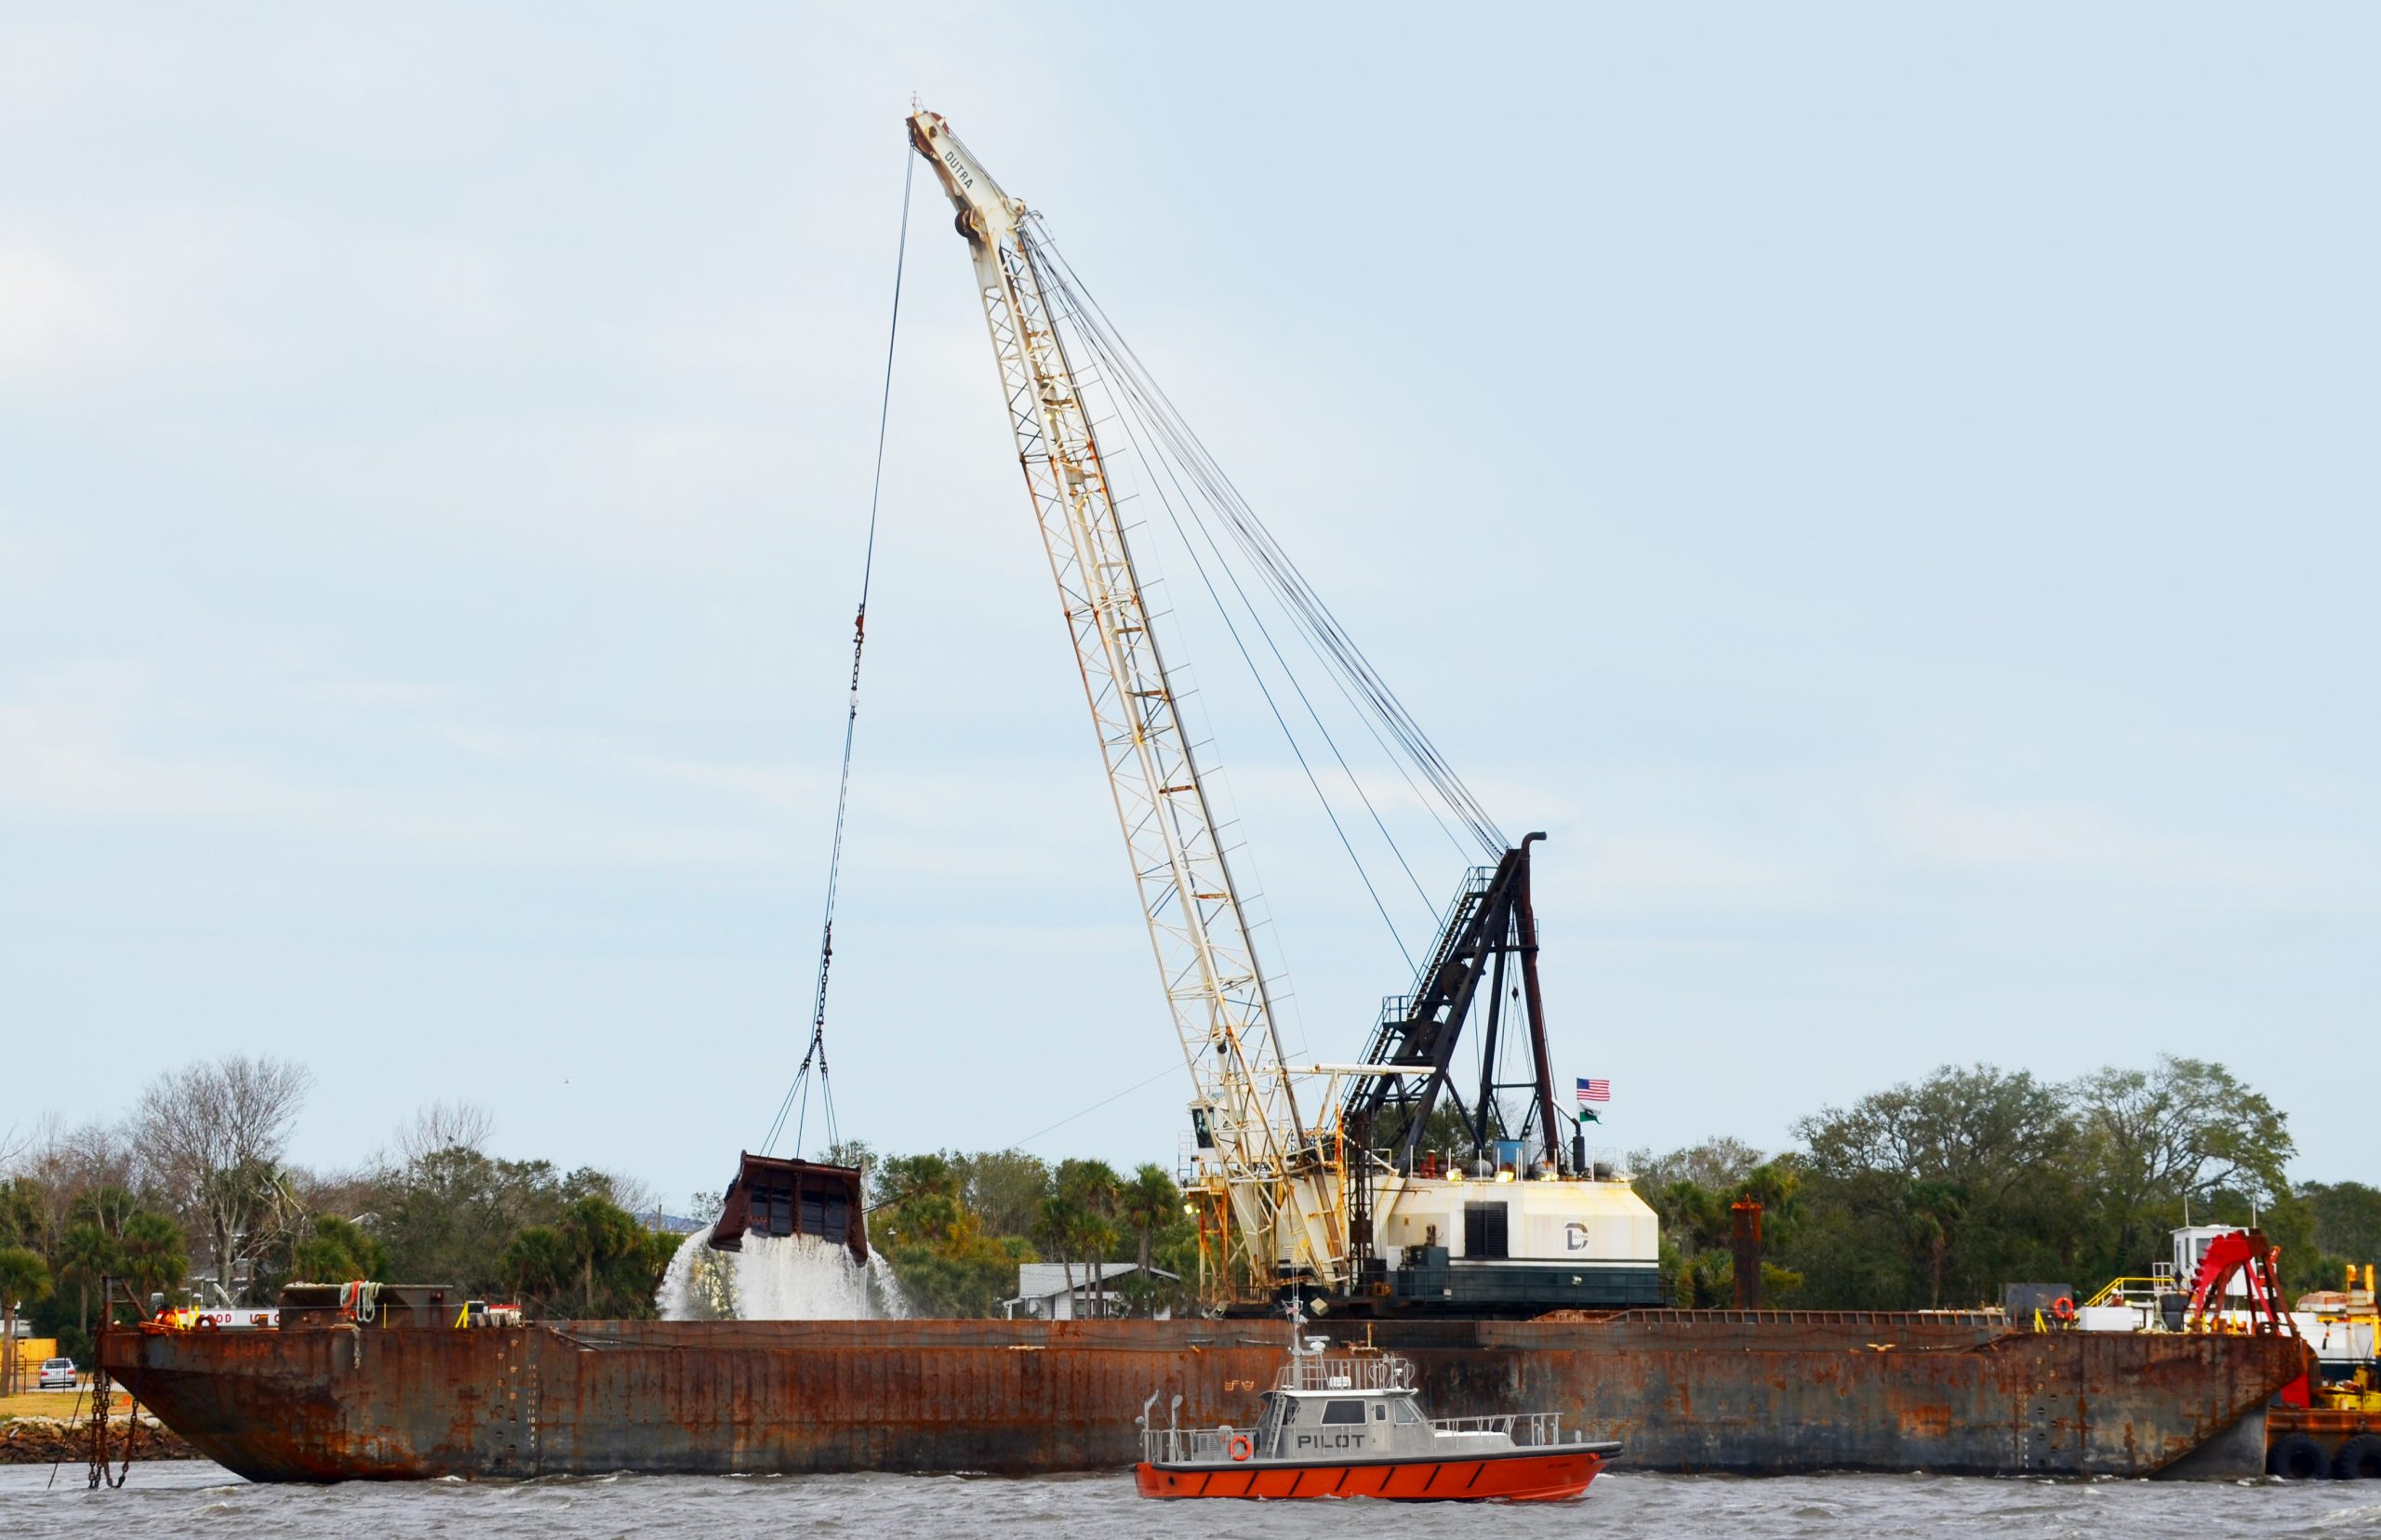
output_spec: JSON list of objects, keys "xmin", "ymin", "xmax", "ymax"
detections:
[{"xmin": 1012, "ymin": 1261, "xmax": 1181, "ymax": 1298}]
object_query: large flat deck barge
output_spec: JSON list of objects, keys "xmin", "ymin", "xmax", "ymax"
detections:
[{"xmin": 100, "ymin": 1310, "xmax": 2307, "ymax": 1481}]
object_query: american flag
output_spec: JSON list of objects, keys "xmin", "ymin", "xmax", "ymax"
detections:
[{"xmin": 1576, "ymin": 1078, "xmax": 1610, "ymax": 1104}]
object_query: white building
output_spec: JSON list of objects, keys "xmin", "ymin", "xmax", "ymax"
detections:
[{"xmin": 1002, "ymin": 1262, "xmax": 1179, "ymax": 1321}]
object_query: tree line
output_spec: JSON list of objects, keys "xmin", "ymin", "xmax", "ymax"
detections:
[
  {"xmin": 0, "ymin": 1056, "xmax": 672, "ymax": 1366},
  {"xmin": 8, "ymin": 1051, "xmax": 2374, "ymax": 1352},
  {"xmin": 725, "ymin": 1054, "xmax": 2378, "ymax": 1318},
  {"xmin": 827, "ymin": 1146, "xmax": 1196, "ymax": 1318},
  {"xmin": 1636, "ymin": 1055, "xmax": 2380, "ymax": 1309}
]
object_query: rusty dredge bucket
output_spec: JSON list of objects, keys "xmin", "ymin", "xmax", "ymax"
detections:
[{"xmin": 708, "ymin": 1152, "xmax": 869, "ymax": 1262}]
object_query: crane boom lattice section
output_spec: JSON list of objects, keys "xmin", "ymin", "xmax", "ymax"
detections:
[{"xmin": 910, "ymin": 110, "xmax": 1345, "ymax": 1284}]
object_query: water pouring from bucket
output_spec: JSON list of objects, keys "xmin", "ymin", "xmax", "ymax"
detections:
[{"xmin": 660, "ymin": 1152, "xmax": 906, "ymax": 1321}]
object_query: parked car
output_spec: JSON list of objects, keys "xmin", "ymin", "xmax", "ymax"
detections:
[{"xmin": 37, "ymin": 1357, "xmax": 77, "ymax": 1390}]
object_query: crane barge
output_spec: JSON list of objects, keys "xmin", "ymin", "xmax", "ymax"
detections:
[{"xmin": 89, "ymin": 106, "xmax": 2314, "ymax": 1485}]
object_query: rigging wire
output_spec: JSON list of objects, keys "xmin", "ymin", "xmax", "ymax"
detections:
[
  {"xmin": 1083, "ymin": 327, "xmax": 1441, "ymax": 925},
  {"xmin": 1088, "ymin": 365, "xmax": 1419, "ymax": 969},
  {"xmin": 1010, "ymin": 1059, "xmax": 1187, "ymax": 1149},
  {"xmin": 1024, "ymin": 221, "xmax": 1506, "ymax": 859},
  {"xmin": 1024, "ymin": 221, "xmax": 1481, "ymax": 965},
  {"xmin": 1027, "ymin": 219, "xmax": 1499, "ymax": 855},
  {"xmin": 762, "ymin": 141, "xmax": 916, "ymax": 1160}
]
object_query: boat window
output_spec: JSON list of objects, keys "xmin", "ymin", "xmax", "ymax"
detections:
[
  {"xmin": 1322, "ymin": 1401, "xmax": 1367, "ymax": 1426},
  {"xmin": 1278, "ymin": 1397, "xmax": 1299, "ymax": 1425},
  {"xmin": 1393, "ymin": 1399, "xmax": 1422, "ymax": 1424},
  {"xmin": 1372, "ymin": 1402, "xmax": 1388, "ymax": 1421}
]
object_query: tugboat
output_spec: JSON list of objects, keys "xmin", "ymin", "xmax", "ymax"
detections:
[{"xmin": 1134, "ymin": 1308, "xmax": 1619, "ymax": 1501}]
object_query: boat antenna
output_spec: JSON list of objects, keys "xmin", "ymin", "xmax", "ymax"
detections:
[{"xmin": 762, "ymin": 131, "xmax": 916, "ymax": 1160}]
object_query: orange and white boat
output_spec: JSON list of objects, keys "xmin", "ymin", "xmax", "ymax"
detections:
[{"xmin": 1134, "ymin": 1312, "xmax": 1617, "ymax": 1502}]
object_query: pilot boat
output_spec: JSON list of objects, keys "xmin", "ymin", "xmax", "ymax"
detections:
[{"xmin": 1134, "ymin": 1310, "xmax": 1619, "ymax": 1501}]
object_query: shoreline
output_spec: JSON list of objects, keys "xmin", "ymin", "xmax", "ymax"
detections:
[{"xmin": 1, "ymin": 1414, "xmax": 200, "ymax": 1466}]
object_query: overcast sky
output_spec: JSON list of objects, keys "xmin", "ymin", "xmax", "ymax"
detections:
[{"xmin": 4, "ymin": 5, "xmax": 2374, "ymax": 1208}]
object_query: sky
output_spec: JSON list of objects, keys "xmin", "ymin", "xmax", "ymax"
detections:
[{"xmin": 2, "ymin": 4, "xmax": 2374, "ymax": 1209}]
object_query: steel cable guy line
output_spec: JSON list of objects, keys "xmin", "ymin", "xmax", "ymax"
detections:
[
  {"xmin": 763, "ymin": 143, "xmax": 916, "ymax": 1160},
  {"xmin": 1084, "ymin": 330, "xmax": 1418, "ymax": 970},
  {"xmin": 1057, "ymin": 267, "xmax": 1466, "ymax": 866},
  {"xmin": 1060, "ymin": 283, "xmax": 1439, "ymax": 935},
  {"xmin": 1026, "ymin": 221, "xmax": 1506, "ymax": 856},
  {"xmin": 1074, "ymin": 291, "xmax": 1441, "ymax": 924},
  {"xmin": 1031, "ymin": 232, "xmax": 1482, "ymax": 877},
  {"xmin": 1028, "ymin": 221, "xmax": 1496, "ymax": 849},
  {"xmin": 1011, "ymin": 1059, "xmax": 1187, "ymax": 1149},
  {"xmin": 1033, "ymin": 239, "xmax": 1457, "ymax": 856}
]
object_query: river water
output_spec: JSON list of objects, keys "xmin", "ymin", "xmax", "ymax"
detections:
[{"xmin": 7, "ymin": 1462, "xmax": 2381, "ymax": 1537}]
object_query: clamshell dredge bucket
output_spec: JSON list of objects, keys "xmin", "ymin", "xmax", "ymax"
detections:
[{"xmin": 709, "ymin": 1152, "xmax": 869, "ymax": 1261}]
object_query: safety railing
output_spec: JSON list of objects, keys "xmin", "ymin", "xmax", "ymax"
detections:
[
  {"xmin": 1429, "ymin": 1411, "xmax": 1571, "ymax": 1447},
  {"xmin": 1274, "ymin": 1354, "xmax": 1414, "ymax": 1391},
  {"xmin": 1142, "ymin": 1407, "xmax": 1578, "ymax": 1464},
  {"xmin": 1141, "ymin": 1426, "xmax": 1246, "ymax": 1464}
]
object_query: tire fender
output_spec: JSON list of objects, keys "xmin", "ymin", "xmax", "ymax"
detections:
[{"xmin": 2269, "ymin": 1432, "xmax": 2328, "ymax": 1480}]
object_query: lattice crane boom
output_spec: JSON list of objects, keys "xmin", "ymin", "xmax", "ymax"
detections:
[{"xmin": 909, "ymin": 108, "xmax": 1346, "ymax": 1284}]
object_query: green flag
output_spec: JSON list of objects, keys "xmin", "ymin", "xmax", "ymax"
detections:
[{"xmin": 1577, "ymin": 1109, "xmax": 1601, "ymax": 1124}]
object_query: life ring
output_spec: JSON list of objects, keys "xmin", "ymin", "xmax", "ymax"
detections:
[
  {"xmin": 1226, "ymin": 1434, "xmax": 1254, "ymax": 1463},
  {"xmin": 194, "ymin": 1315, "xmax": 219, "ymax": 1331},
  {"xmin": 2051, "ymin": 1295, "xmax": 2076, "ymax": 1322}
]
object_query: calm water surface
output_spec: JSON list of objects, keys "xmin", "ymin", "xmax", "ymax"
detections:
[{"xmin": 7, "ymin": 1462, "xmax": 2381, "ymax": 1537}]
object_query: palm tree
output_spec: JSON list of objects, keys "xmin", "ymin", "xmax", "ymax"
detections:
[
  {"xmin": 502, "ymin": 1226, "xmax": 573, "ymax": 1314},
  {"xmin": 118, "ymin": 1213, "xmax": 190, "ymax": 1318},
  {"xmin": 1034, "ymin": 1195, "xmax": 1084, "ymax": 1305},
  {"xmin": 1119, "ymin": 1165, "xmax": 1178, "ymax": 1315},
  {"xmin": 0, "ymin": 1246, "xmax": 51, "ymax": 1395},
  {"xmin": 1074, "ymin": 1215, "xmax": 1122, "ymax": 1317},
  {"xmin": 57, "ymin": 1222, "xmax": 120, "ymax": 1338},
  {"xmin": 1905, "ymin": 1180, "xmax": 1967, "ymax": 1308},
  {"xmin": 293, "ymin": 1215, "xmax": 386, "ymax": 1283},
  {"xmin": 560, "ymin": 1197, "xmax": 642, "ymax": 1317},
  {"xmin": 1055, "ymin": 1160, "xmax": 1122, "ymax": 1316}
]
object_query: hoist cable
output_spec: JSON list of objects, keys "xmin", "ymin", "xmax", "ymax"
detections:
[{"xmin": 762, "ymin": 141, "xmax": 915, "ymax": 1159}]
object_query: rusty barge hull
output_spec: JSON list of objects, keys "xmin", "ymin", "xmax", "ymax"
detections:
[{"xmin": 100, "ymin": 1312, "xmax": 2308, "ymax": 1483}]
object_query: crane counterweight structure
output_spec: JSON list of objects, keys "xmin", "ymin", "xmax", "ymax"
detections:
[{"xmin": 909, "ymin": 109, "xmax": 1347, "ymax": 1286}]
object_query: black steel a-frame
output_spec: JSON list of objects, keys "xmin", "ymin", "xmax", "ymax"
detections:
[{"xmin": 1340, "ymin": 833, "xmax": 1567, "ymax": 1171}]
